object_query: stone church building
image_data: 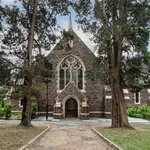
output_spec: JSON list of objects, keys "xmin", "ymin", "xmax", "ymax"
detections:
[
  {"xmin": 11, "ymin": 18, "xmax": 150, "ymax": 119},
  {"xmin": 38, "ymin": 20, "xmax": 104, "ymax": 119}
]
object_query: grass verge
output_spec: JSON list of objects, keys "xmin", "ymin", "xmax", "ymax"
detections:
[
  {"xmin": 0, "ymin": 123, "xmax": 47, "ymax": 150},
  {"xmin": 98, "ymin": 126, "xmax": 150, "ymax": 150}
]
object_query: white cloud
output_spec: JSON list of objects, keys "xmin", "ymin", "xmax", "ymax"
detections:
[{"xmin": 1, "ymin": 0, "xmax": 15, "ymax": 5}]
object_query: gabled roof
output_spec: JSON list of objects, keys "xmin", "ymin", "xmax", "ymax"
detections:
[
  {"xmin": 47, "ymin": 16, "xmax": 95, "ymax": 58},
  {"xmin": 47, "ymin": 29, "xmax": 95, "ymax": 58}
]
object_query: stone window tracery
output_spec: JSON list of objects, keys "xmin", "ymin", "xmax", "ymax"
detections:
[{"xmin": 59, "ymin": 56, "xmax": 83, "ymax": 90}]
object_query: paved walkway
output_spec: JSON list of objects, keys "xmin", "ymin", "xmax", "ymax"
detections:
[
  {"xmin": 0, "ymin": 117, "xmax": 149, "ymax": 126},
  {"xmin": 25, "ymin": 118, "xmax": 150, "ymax": 150},
  {"xmin": 25, "ymin": 125, "xmax": 114, "ymax": 150}
]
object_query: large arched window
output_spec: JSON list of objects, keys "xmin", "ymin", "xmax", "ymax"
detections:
[{"xmin": 59, "ymin": 56, "xmax": 83, "ymax": 90}]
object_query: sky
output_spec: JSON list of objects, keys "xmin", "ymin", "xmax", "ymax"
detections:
[{"xmin": 1, "ymin": 0, "xmax": 150, "ymax": 56}]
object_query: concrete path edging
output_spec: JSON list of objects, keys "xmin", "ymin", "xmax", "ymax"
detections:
[
  {"xmin": 19, "ymin": 126, "xmax": 50, "ymax": 150},
  {"xmin": 92, "ymin": 128, "xmax": 123, "ymax": 150}
]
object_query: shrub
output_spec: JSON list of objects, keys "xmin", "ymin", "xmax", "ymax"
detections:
[
  {"xmin": 0, "ymin": 101, "xmax": 13, "ymax": 119},
  {"xmin": 11, "ymin": 110, "xmax": 22, "ymax": 120},
  {"xmin": 0, "ymin": 101, "xmax": 37, "ymax": 120},
  {"xmin": 0, "ymin": 106, "xmax": 4, "ymax": 118},
  {"xmin": 127, "ymin": 104, "xmax": 137, "ymax": 118},
  {"xmin": 3, "ymin": 102, "xmax": 13, "ymax": 119},
  {"xmin": 0, "ymin": 87, "xmax": 7, "ymax": 100},
  {"xmin": 31, "ymin": 102, "xmax": 37, "ymax": 118},
  {"xmin": 10, "ymin": 102, "xmax": 37, "ymax": 120},
  {"xmin": 128, "ymin": 103, "xmax": 150, "ymax": 120},
  {"xmin": 137, "ymin": 103, "xmax": 150, "ymax": 119}
]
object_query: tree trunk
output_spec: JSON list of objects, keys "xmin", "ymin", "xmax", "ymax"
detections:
[
  {"xmin": 46, "ymin": 78, "xmax": 49, "ymax": 120},
  {"xmin": 20, "ymin": 0, "xmax": 38, "ymax": 127},
  {"xmin": 20, "ymin": 96, "xmax": 32, "ymax": 127},
  {"xmin": 110, "ymin": 40, "xmax": 133, "ymax": 128},
  {"xmin": 111, "ymin": 74, "xmax": 132, "ymax": 128},
  {"xmin": 21, "ymin": 96, "xmax": 26, "ymax": 123},
  {"xmin": 101, "ymin": 0, "xmax": 133, "ymax": 129}
]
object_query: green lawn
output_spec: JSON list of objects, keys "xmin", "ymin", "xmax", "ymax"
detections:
[
  {"xmin": 0, "ymin": 123, "xmax": 47, "ymax": 150},
  {"xmin": 98, "ymin": 126, "xmax": 150, "ymax": 150}
]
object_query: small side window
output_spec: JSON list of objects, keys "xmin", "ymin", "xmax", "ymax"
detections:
[
  {"xmin": 134, "ymin": 92, "xmax": 140, "ymax": 104},
  {"xmin": 19, "ymin": 98, "xmax": 24, "ymax": 107}
]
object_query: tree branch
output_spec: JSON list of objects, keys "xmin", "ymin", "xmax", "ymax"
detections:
[
  {"xmin": 0, "ymin": 55, "xmax": 19, "ymax": 69},
  {"xmin": 34, "ymin": 38, "xmax": 41, "ymax": 54}
]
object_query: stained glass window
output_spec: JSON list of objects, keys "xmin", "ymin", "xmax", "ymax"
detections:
[
  {"xmin": 59, "ymin": 56, "xmax": 83, "ymax": 90},
  {"xmin": 60, "ymin": 69, "xmax": 64, "ymax": 90},
  {"xmin": 66, "ymin": 69, "xmax": 70, "ymax": 85},
  {"xmin": 78, "ymin": 69, "xmax": 83, "ymax": 89}
]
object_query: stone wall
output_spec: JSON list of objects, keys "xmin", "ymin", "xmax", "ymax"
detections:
[
  {"xmin": 37, "ymin": 30, "xmax": 105, "ymax": 117},
  {"xmin": 11, "ymin": 98, "xmax": 22, "ymax": 112},
  {"xmin": 104, "ymin": 87, "xmax": 150, "ymax": 118},
  {"xmin": 128, "ymin": 88, "xmax": 150, "ymax": 106}
]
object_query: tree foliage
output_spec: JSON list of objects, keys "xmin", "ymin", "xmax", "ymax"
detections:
[
  {"xmin": 0, "ymin": 86, "xmax": 7, "ymax": 105},
  {"xmin": 1, "ymin": 0, "xmax": 69, "ymax": 59},
  {"xmin": 73, "ymin": 0, "xmax": 150, "ymax": 128},
  {"xmin": 73, "ymin": 0, "xmax": 150, "ymax": 85},
  {"xmin": 0, "ymin": 0, "xmax": 69, "ymax": 127},
  {"xmin": 0, "ymin": 52, "xmax": 12, "ymax": 86}
]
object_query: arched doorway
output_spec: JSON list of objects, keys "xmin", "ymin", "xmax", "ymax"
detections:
[{"xmin": 65, "ymin": 98, "xmax": 78, "ymax": 118}]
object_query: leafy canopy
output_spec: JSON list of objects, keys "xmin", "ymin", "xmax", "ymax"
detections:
[{"xmin": 72, "ymin": 0, "xmax": 150, "ymax": 91}]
